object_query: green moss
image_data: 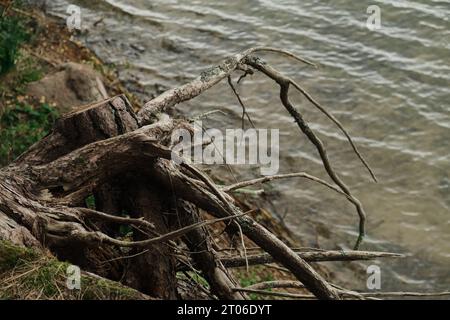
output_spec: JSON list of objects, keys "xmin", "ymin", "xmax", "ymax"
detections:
[
  {"xmin": 0, "ymin": 241, "xmax": 147, "ymax": 300},
  {"xmin": 0, "ymin": 241, "xmax": 64, "ymax": 298},
  {"xmin": 22, "ymin": 260, "xmax": 69, "ymax": 297},
  {"xmin": 81, "ymin": 277, "xmax": 144, "ymax": 300},
  {"xmin": 0, "ymin": 240, "xmax": 38, "ymax": 272}
]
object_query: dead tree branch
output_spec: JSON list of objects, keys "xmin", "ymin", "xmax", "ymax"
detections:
[
  {"xmin": 218, "ymin": 250, "xmax": 404, "ymax": 268},
  {"xmin": 244, "ymin": 56, "xmax": 368, "ymax": 249}
]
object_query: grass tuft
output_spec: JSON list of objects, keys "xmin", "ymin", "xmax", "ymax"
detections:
[
  {"xmin": 0, "ymin": 12, "xmax": 29, "ymax": 76},
  {"xmin": 0, "ymin": 241, "xmax": 149, "ymax": 300},
  {"xmin": 0, "ymin": 102, "xmax": 58, "ymax": 166}
]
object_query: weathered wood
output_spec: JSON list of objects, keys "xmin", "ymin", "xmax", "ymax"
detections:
[
  {"xmin": 176, "ymin": 200, "xmax": 245, "ymax": 300},
  {"xmin": 0, "ymin": 47, "xmax": 379, "ymax": 300},
  {"xmin": 121, "ymin": 179, "xmax": 178, "ymax": 299},
  {"xmin": 15, "ymin": 95, "xmax": 138, "ymax": 166},
  {"xmin": 148, "ymin": 159, "xmax": 340, "ymax": 299},
  {"xmin": 0, "ymin": 91, "xmax": 340, "ymax": 299},
  {"xmin": 0, "ymin": 95, "xmax": 178, "ymax": 295}
]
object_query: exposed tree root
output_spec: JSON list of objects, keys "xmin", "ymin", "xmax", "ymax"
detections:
[{"xmin": 0, "ymin": 47, "xmax": 410, "ymax": 300}]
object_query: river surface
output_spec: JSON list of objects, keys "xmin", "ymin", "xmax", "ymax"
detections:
[{"xmin": 44, "ymin": 0, "xmax": 449, "ymax": 292}]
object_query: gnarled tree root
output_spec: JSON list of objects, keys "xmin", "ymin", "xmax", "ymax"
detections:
[{"xmin": 0, "ymin": 48, "xmax": 399, "ymax": 300}]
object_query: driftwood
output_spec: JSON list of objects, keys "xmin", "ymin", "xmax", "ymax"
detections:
[{"xmin": 0, "ymin": 47, "xmax": 413, "ymax": 300}]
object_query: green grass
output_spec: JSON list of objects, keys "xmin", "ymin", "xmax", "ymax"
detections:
[
  {"xmin": 177, "ymin": 271, "xmax": 210, "ymax": 290},
  {"xmin": 0, "ymin": 102, "xmax": 59, "ymax": 166},
  {"xmin": 0, "ymin": 240, "xmax": 39, "ymax": 273},
  {"xmin": 0, "ymin": 240, "xmax": 148, "ymax": 300},
  {"xmin": 22, "ymin": 258, "xmax": 68, "ymax": 297},
  {"xmin": 237, "ymin": 266, "xmax": 274, "ymax": 300},
  {"xmin": 17, "ymin": 59, "xmax": 43, "ymax": 84},
  {"xmin": 0, "ymin": 6, "xmax": 53, "ymax": 167},
  {"xmin": 0, "ymin": 11, "xmax": 29, "ymax": 76}
]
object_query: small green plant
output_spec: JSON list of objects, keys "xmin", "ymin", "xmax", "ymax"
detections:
[
  {"xmin": 0, "ymin": 102, "xmax": 59, "ymax": 166},
  {"xmin": 177, "ymin": 271, "xmax": 210, "ymax": 289},
  {"xmin": 237, "ymin": 266, "xmax": 274, "ymax": 300},
  {"xmin": 85, "ymin": 195, "xmax": 96, "ymax": 210},
  {"xmin": 18, "ymin": 62, "xmax": 42, "ymax": 84},
  {"xmin": 117, "ymin": 210, "xmax": 134, "ymax": 238},
  {"xmin": 0, "ymin": 13, "xmax": 29, "ymax": 76},
  {"xmin": 118, "ymin": 224, "xmax": 133, "ymax": 238}
]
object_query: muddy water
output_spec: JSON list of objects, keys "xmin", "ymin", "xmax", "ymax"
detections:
[{"xmin": 44, "ymin": 0, "xmax": 449, "ymax": 292}]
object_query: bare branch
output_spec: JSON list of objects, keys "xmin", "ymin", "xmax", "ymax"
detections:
[
  {"xmin": 290, "ymin": 79, "xmax": 377, "ymax": 182},
  {"xmin": 232, "ymin": 287, "xmax": 315, "ymax": 299},
  {"xmin": 77, "ymin": 208, "xmax": 156, "ymax": 232},
  {"xmin": 222, "ymin": 172, "xmax": 348, "ymax": 196},
  {"xmin": 227, "ymin": 75, "xmax": 255, "ymax": 129},
  {"xmin": 246, "ymin": 280, "xmax": 305, "ymax": 291},
  {"xmin": 190, "ymin": 110, "xmax": 227, "ymax": 122},
  {"xmin": 244, "ymin": 56, "xmax": 368, "ymax": 250},
  {"xmin": 249, "ymin": 46, "xmax": 317, "ymax": 67},
  {"xmin": 347, "ymin": 291, "xmax": 450, "ymax": 298},
  {"xmin": 138, "ymin": 47, "xmax": 314, "ymax": 125},
  {"xmin": 71, "ymin": 211, "xmax": 249, "ymax": 248},
  {"xmin": 219, "ymin": 250, "xmax": 404, "ymax": 268}
]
